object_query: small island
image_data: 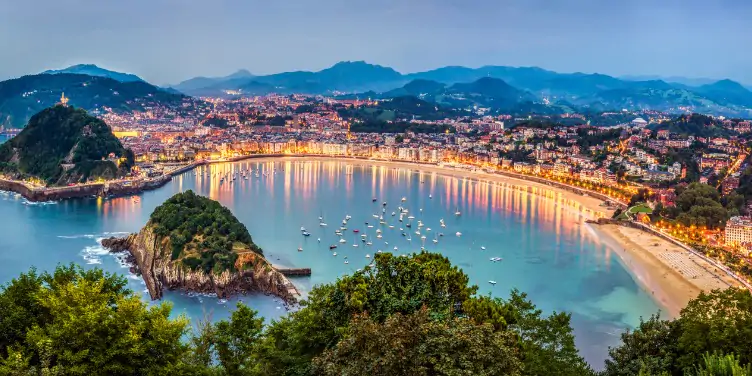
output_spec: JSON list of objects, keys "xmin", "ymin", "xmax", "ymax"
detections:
[
  {"xmin": 101, "ymin": 190, "xmax": 300, "ymax": 303},
  {"xmin": 0, "ymin": 104, "xmax": 183, "ymax": 201}
]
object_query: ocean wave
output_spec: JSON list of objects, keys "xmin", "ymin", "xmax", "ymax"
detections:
[
  {"xmin": 58, "ymin": 234, "xmax": 98, "ymax": 239},
  {"xmin": 81, "ymin": 244, "xmax": 110, "ymax": 265}
]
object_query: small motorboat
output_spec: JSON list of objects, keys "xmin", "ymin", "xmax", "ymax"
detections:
[
  {"xmin": 456, "ymin": 232, "xmax": 462, "ymax": 237},
  {"xmin": 353, "ymin": 229, "xmax": 360, "ymax": 233},
  {"xmin": 329, "ymin": 245, "xmax": 338, "ymax": 250},
  {"xmin": 317, "ymin": 238, "xmax": 321, "ymax": 242},
  {"xmin": 481, "ymin": 246, "xmax": 486, "ymax": 250},
  {"xmin": 372, "ymin": 198, "xmax": 377, "ymax": 202},
  {"xmin": 302, "ymin": 231, "xmax": 311, "ymax": 237},
  {"xmin": 345, "ymin": 261, "xmax": 349, "ymax": 264},
  {"xmin": 297, "ymin": 247, "xmax": 303, "ymax": 252},
  {"xmin": 333, "ymin": 252, "xmax": 338, "ymax": 256},
  {"xmin": 366, "ymin": 254, "xmax": 371, "ymax": 258},
  {"xmin": 339, "ymin": 239, "xmax": 347, "ymax": 243},
  {"xmin": 488, "ymin": 280, "xmax": 497, "ymax": 285}
]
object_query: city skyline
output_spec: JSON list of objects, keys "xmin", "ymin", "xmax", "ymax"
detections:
[{"xmin": 1, "ymin": 0, "xmax": 751, "ymax": 85}]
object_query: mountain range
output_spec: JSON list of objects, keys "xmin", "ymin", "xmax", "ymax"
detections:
[
  {"xmin": 167, "ymin": 61, "xmax": 752, "ymax": 117},
  {"xmin": 3, "ymin": 62, "xmax": 752, "ymax": 127},
  {"xmin": 43, "ymin": 64, "xmax": 145, "ymax": 83}
]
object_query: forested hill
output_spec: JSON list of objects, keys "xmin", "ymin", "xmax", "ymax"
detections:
[
  {"xmin": 149, "ymin": 190, "xmax": 262, "ymax": 273},
  {"xmin": 0, "ymin": 73, "xmax": 186, "ymax": 128},
  {"xmin": 0, "ymin": 105, "xmax": 133, "ymax": 185}
]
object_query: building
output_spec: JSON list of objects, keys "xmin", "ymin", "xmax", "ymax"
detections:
[{"xmin": 725, "ymin": 216, "xmax": 752, "ymax": 248}]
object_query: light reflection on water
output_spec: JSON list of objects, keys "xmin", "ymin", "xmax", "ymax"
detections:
[{"xmin": 0, "ymin": 159, "xmax": 659, "ymax": 367}]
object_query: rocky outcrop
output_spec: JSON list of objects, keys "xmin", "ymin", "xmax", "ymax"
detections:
[{"xmin": 101, "ymin": 225, "xmax": 300, "ymax": 304}]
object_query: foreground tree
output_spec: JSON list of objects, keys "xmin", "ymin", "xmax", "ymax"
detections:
[
  {"xmin": 312, "ymin": 309, "xmax": 523, "ymax": 376},
  {"xmin": 0, "ymin": 265, "xmax": 189, "ymax": 375},
  {"xmin": 603, "ymin": 289, "xmax": 752, "ymax": 376}
]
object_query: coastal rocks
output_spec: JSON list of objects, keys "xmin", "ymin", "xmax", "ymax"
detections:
[{"xmin": 101, "ymin": 225, "xmax": 300, "ymax": 304}]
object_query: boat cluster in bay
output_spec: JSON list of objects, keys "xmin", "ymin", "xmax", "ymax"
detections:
[{"xmin": 298, "ymin": 195, "xmax": 503, "ymax": 285}]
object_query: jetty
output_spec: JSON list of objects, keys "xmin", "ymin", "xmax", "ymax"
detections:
[{"xmin": 277, "ymin": 267, "xmax": 312, "ymax": 276}]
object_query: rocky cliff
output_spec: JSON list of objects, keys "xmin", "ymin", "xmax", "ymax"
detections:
[{"xmin": 102, "ymin": 224, "xmax": 300, "ymax": 304}]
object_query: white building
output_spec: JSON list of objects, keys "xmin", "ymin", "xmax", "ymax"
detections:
[{"xmin": 725, "ymin": 216, "xmax": 752, "ymax": 248}]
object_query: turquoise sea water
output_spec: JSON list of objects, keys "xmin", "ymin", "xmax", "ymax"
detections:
[{"xmin": 0, "ymin": 158, "xmax": 660, "ymax": 366}]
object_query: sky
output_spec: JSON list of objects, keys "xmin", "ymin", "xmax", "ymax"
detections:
[{"xmin": 1, "ymin": 0, "xmax": 751, "ymax": 85}]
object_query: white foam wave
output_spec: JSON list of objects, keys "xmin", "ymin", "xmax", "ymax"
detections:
[{"xmin": 80, "ymin": 244, "xmax": 109, "ymax": 265}]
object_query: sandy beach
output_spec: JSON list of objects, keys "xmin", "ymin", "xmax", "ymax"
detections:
[
  {"xmin": 222, "ymin": 155, "xmax": 738, "ymax": 317},
  {"xmin": 595, "ymin": 224, "xmax": 740, "ymax": 318}
]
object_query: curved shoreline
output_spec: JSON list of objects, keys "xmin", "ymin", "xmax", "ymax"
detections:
[{"xmin": 6, "ymin": 153, "xmax": 747, "ymax": 316}]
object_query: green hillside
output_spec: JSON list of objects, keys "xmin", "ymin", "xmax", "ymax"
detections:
[
  {"xmin": 0, "ymin": 105, "xmax": 133, "ymax": 185},
  {"xmin": 0, "ymin": 73, "xmax": 186, "ymax": 128}
]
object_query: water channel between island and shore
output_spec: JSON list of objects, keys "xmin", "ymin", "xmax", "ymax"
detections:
[{"xmin": 0, "ymin": 157, "xmax": 662, "ymax": 366}]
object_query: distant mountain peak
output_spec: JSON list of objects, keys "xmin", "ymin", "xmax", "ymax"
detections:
[
  {"xmin": 227, "ymin": 69, "xmax": 254, "ymax": 79},
  {"xmin": 703, "ymin": 79, "xmax": 749, "ymax": 92},
  {"xmin": 42, "ymin": 64, "xmax": 144, "ymax": 83}
]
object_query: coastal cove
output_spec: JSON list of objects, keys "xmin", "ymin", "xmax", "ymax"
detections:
[{"xmin": 0, "ymin": 157, "xmax": 665, "ymax": 366}]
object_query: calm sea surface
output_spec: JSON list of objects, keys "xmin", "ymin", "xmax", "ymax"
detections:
[{"xmin": 0, "ymin": 158, "xmax": 660, "ymax": 366}]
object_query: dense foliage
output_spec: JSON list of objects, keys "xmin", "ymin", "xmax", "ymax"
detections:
[
  {"xmin": 603, "ymin": 288, "xmax": 752, "ymax": 376},
  {"xmin": 0, "ymin": 106, "xmax": 133, "ymax": 185},
  {"xmin": 660, "ymin": 183, "xmax": 730, "ymax": 229},
  {"xmin": 0, "ymin": 265, "xmax": 188, "ymax": 375},
  {"xmin": 2, "ymin": 257, "xmax": 751, "ymax": 375},
  {"xmin": 149, "ymin": 190, "xmax": 260, "ymax": 274},
  {"xmin": 651, "ymin": 114, "xmax": 735, "ymax": 138}
]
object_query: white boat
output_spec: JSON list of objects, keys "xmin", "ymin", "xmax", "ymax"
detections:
[
  {"xmin": 318, "ymin": 216, "xmax": 323, "ymax": 221},
  {"xmin": 401, "ymin": 197, "xmax": 407, "ymax": 202},
  {"xmin": 377, "ymin": 250, "xmax": 383, "ymax": 253},
  {"xmin": 367, "ymin": 225, "xmax": 374, "ymax": 228},
  {"xmin": 353, "ymin": 244, "xmax": 359, "ymax": 247},
  {"xmin": 481, "ymin": 246, "xmax": 486, "ymax": 250},
  {"xmin": 456, "ymin": 232, "xmax": 462, "ymax": 237},
  {"xmin": 393, "ymin": 246, "xmax": 398, "ymax": 250},
  {"xmin": 420, "ymin": 236, "xmax": 426, "ymax": 240},
  {"xmin": 488, "ymin": 280, "xmax": 497, "ymax": 285},
  {"xmin": 372, "ymin": 214, "xmax": 379, "ymax": 219},
  {"xmin": 376, "ymin": 234, "xmax": 383, "ymax": 239},
  {"xmin": 339, "ymin": 239, "xmax": 347, "ymax": 243},
  {"xmin": 320, "ymin": 223, "xmax": 327, "ymax": 227},
  {"xmin": 415, "ymin": 231, "xmax": 421, "ymax": 235},
  {"xmin": 388, "ymin": 225, "xmax": 395, "ymax": 229},
  {"xmin": 429, "ymin": 194, "xmax": 432, "ymax": 199},
  {"xmin": 298, "ymin": 247, "xmax": 303, "ymax": 252},
  {"xmin": 344, "ymin": 261, "xmax": 349, "ymax": 264},
  {"xmin": 366, "ymin": 242, "xmax": 372, "ymax": 246},
  {"xmin": 365, "ymin": 254, "xmax": 371, "ymax": 258},
  {"xmin": 490, "ymin": 257, "xmax": 503, "ymax": 262},
  {"xmin": 408, "ymin": 216, "xmax": 415, "ymax": 220},
  {"xmin": 426, "ymin": 228, "xmax": 431, "ymax": 232},
  {"xmin": 345, "ymin": 215, "xmax": 352, "ymax": 220},
  {"xmin": 455, "ymin": 209, "xmax": 461, "ymax": 216},
  {"xmin": 300, "ymin": 226, "xmax": 306, "ymax": 231},
  {"xmin": 376, "ymin": 229, "xmax": 382, "ymax": 233},
  {"xmin": 391, "ymin": 212, "xmax": 396, "ymax": 216},
  {"xmin": 317, "ymin": 238, "xmax": 321, "ymax": 242},
  {"xmin": 432, "ymin": 238, "xmax": 438, "ymax": 244}
]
